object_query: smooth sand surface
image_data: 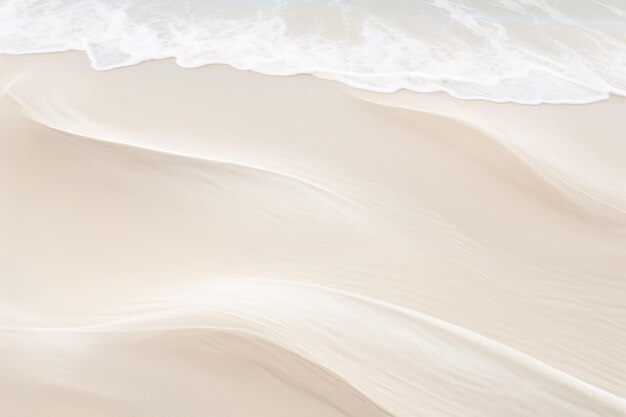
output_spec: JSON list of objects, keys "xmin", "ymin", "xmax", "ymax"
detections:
[{"xmin": 1, "ymin": 52, "xmax": 625, "ymax": 416}]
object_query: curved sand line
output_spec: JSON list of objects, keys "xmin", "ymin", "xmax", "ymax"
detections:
[
  {"xmin": 2, "ymin": 279, "xmax": 625, "ymax": 417},
  {"xmin": 1, "ymin": 52, "xmax": 625, "ymax": 416}
]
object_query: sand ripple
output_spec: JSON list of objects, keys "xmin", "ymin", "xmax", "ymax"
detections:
[{"xmin": 1, "ymin": 53, "xmax": 625, "ymax": 416}]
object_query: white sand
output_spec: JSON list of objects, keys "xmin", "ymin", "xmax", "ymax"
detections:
[{"xmin": 0, "ymin": 52, "xmax": 625, "ymax": 416}]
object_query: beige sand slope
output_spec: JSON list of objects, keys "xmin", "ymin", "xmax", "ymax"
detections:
[{"xmin": 0, "ymin": 52, "xmax": 625, "ymax": 417}]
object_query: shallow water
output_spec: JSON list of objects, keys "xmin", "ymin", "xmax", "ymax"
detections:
[{"xmin": 2, "ymin": 0, "xmax": 626, "ymax": 103}]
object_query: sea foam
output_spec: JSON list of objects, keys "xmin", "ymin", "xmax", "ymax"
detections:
[{"xmin": 1, "ymin": 0, "xmax": 625, "ymax": 104}]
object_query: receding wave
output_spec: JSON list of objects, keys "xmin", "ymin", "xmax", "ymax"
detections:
[{"xmin": 1, "ymin": 0, "xmax": 626, "ymax": 103}]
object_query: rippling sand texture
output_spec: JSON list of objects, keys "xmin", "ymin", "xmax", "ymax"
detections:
[{"xmin": 1, "ymin": 52, "xmax": 625, "ymax": 416}]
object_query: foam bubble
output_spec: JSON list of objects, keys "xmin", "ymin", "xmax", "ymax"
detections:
[{"xmin": 1, "ymin": 0, "xmax": 625, "ymax": 103}]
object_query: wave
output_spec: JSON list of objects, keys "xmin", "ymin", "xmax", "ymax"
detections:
[{"xmin": 1, "ymin": 0, "xmax": 626, "ymax": 104}]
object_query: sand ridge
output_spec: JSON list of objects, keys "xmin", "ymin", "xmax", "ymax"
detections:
[{"xmin": 0, "ymin": 53, "xmax": 625, "ymax": 416}]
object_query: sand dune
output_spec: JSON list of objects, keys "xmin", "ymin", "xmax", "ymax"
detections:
[{"xmin": 1, "ymin": 53, "xmax": 625, "ymax": 416}]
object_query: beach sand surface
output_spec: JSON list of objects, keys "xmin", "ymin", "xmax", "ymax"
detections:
[{"xmin": 0, "ymin": 52, "xmax": 625, "ymax": 417}]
